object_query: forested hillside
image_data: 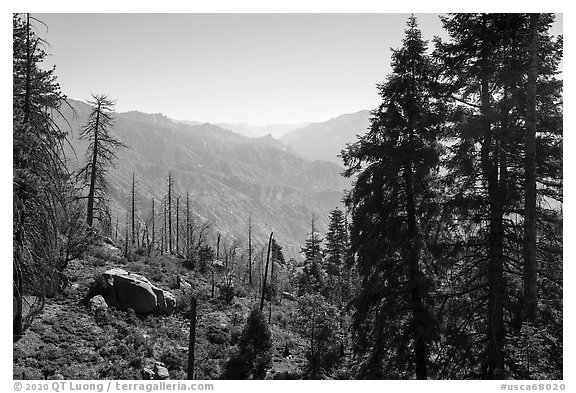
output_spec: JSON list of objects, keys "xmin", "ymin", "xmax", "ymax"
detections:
[{"xmin": 13, "ymin": 13, "xmax": 562, "ymax": 381}]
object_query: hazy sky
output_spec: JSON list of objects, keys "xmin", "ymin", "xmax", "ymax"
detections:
[{"xmin": 36, "ymin": 13, "xmax": 563, "ymax": 125}]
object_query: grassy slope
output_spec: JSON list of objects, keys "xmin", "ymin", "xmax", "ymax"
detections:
[{"xmin": 13, "ymin": 242, "xmax": 312, "ymax": 380}]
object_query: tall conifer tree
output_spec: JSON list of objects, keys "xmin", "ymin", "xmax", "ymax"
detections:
[{"xmin": 342, "ymin": 15, "xmax": 443, "ymax": 379}]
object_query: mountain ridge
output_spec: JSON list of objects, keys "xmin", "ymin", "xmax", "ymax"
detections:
[
  {"xmin": 57, "ymin": 99, "xmax": 350, "ymax": 258},
  {"xmin": 280, "ymin": 110, "xmax": 371, "ymax": 163}
]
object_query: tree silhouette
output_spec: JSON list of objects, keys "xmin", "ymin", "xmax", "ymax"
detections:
[
  {"xmin": 342, "ymin": 15, "xmax": 443, "ymax": 379},
  {"xmin": 78, "ymin": 94, "xmax": 126, "ymax": 227},
  {"xmin": 13, "ymin": 13, "xmax": 92, "ymax": 337}
]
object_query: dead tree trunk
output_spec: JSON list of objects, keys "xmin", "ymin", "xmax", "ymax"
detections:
[
  {"xmin": 131, "ymin": 171, "xmax": 135, "ymax": 246},
  {"xmin": 162, "ymin": 197, "xmax": 167, "ymax": 254},
  {"xmin": 168, "ymin": 172, "xmax": 173, "ymax": 253},
  {"xmin": 213, "ymin": 233, "xmax": 220, "ymax": 298},
  {"xmin": 86, "ymin": 102, "xmax": 101, "ymax": 227},
  {"xmin": 150, "ymin": 198, "xmax": 155, "ymax": 254},
  {"xmin": 260, "ymin": 232, "xmax": 274, "ymax": 311},
  {"xmin": 176, "ymin": 195, "xmax": 180, "ymax": 255},
  {"xmin": 187, "ymin": 296, "xmax": 197, "ymax": 380},
  {"xmin": 248, "ymin": 216, "xmax": 253, "ymax": 286},
  {"xmin": 269, "ymin": 249, "xmax": 275, "ymax": 324},
  {"xmin": 124, "ymin": 213, "xmax": 129, "ymax": 258},
  {"xmin": 186, "ymin": 192, "xmax": 190, "ymax": 259}
]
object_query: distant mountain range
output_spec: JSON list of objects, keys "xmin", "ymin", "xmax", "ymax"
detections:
[
  {"xmin": 171, "ymin": 118, "xmax": 310, "ymax": 139},
  {"xmin": 280, "ymin": 110, "xmax": 371, "ymax": 164},
  {"xmin": 215, "ymin": 122, "xmax": 311, "ymax": 139},
  {"xmin": 56, "ymin": 99, "xmax": 351, "ymax": 258},
  {"xmin": 174, "ymin": 110, "xmax": 372, "ymax": 164}
]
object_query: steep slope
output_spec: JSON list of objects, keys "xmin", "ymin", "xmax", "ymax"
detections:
[
  {"xmin": 57, "ymin": 99, "xmax": 349, "ymax": 258},
  {"xmin": 280, "ymin": 110, "xmax": 371, "ymax": 163}
]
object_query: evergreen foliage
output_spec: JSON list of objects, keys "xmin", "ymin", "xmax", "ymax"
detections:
[
  {"xmin": 297, "ymin": 214, "xmax": 325, "ymax": 296},
  {"xmin": 432, "ymin": 13, "xmax": 562, "ymax": 379},
  {"xmin": 222, "ymin": 308, "xmax": 272, "ymax": 379},
  {"xmin": 13, "ymin": 13, "xmax": 95, "ymax": 338},
  {"xmin": 324, "ymin": 208, "xmax": 351, "ymax": 306},
  {"xmin": 342, "ymin": 15, "xmax": 443, "ymax": 379}
]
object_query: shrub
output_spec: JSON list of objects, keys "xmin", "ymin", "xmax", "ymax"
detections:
[
  {"xmin": 93, "ymin": 257, "xmax": 107, "ymax": 267},
  {"xmin": 273, "ymin": 370, "xmax": 302, "ymax": 380},
  {"xmin": 207, "ymin": 325, "xmax": 230, "ymax": 345},
  {"xmin": 125, "ymin": 330, "xmax": 148, "ymax": 351},
  {"xmin": 157, "ymin": 324, "xmax": 187, "ymax": 341},
  {"xmin": 160, "ymin": 348, "xmax": 185, "ymax": 371},
  {"xmin": 94, "ymin": 309, "xmax": 111, "ymax": 326},
  {"xmin": 219, "ymin": 284, "xmax": 234, "ymax": 303},
  {"xmin": 230, "ymin": 326, "xmax": 243, "ymax": 346},
  {"xmin": 206, "ymin": 341, "xmax": 227, "ymax": 359},
  {"xmin": 129, "ymin": 357, "xmax": 143, "ymax": 369},
  {"xmin": 296, "ymin": 294, "xmax": 341, "ymax": 379},
  {"xmin": 221, "ymin": 308, "xmax": 272, "ymax": 380},
  {"xmin": 230, "ymin": 311, "xmax": 244, "ymax": 327},
  {"xmin": 175, "ymin": 292, "xmax": 190, "ymax": 313},
  {"xmin": 221, "ymin": 349, "xmax": 250, "ymax": 379},
  {"xmin": 183, "ymin": 257, "xmax": 197, "ymax": 271},
  {"xmin": 234, "ymin": 285, "xmax": 249, "ymax": 298},
  {"xmin": 126, "ymin": 261, "xmax": 144, "ymax": 273},
  {"xmin": 196, "ymin": 359, "xmax": 221, "ymax": 380},
  {"xmin": 273, "ymin": 310, "xmax": 289, "ymax": 328},
  {"xmin": 145, "ymin": 266, "xmax": 166, "ymax": 283}
]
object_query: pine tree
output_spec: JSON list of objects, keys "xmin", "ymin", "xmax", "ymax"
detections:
[
  {"xmin": 79, "ymin": 94, "xmax": 126, "ymax": 227},
  {"xmin": 342, "ymin": 15, "xmax": 443, "ymax": 379},
  {"xmin": 324, "ymin": 208, "xmax": 347, "ymax": 276},
  {"xmin": 324, "ymin": 208, "xmax": 350, "ymax": 306},
  {"xmin": 298, "ymin": 214, "xmax": 324, "ymax": 296},
  {"xmin": 13, "ymin": 13, "xmax": 90, "ymax": 337},
  {"xmin": 222, "ymin": 308, "xmax": 272, "ymax": 379},
  {"xmin": 301, "ymin": 213, "xmax": 323, "ymax": 266},
  {"xmin": 522, "ymin": 13, "xmax": 539, "ymax": 326},
  {"xmin": 434, "ymin": 13, "xmax": 562, "ymax": 379}
]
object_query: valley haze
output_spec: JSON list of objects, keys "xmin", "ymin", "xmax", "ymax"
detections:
[{"xmin": 56, "ymin": 98, "xmax": 362, "ymax": 258}]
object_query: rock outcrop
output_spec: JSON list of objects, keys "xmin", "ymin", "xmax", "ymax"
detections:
[
  {"xmin": 89, "ymin": 295, "xmax": 109, "ymax": 312},
  {"xmin": 141, "ymin": 362, "xmax": 170, "ymax": 380},
  {"xmin": 84, "ymin": 268, "xmax": 176, "ymax": 315}
]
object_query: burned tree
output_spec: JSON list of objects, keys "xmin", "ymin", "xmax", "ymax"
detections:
[{"xmin": 79, "ymin": 94, "xmax": 126, "ymax": 227}]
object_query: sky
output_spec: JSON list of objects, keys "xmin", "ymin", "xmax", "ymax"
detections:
[
  {"xmin": 34, "ymin": 13, "xmax": 563, "ymax": 126},
  {"xmin": 30, "ymin": 14, "xmax": 443, "ymax": 125}
]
